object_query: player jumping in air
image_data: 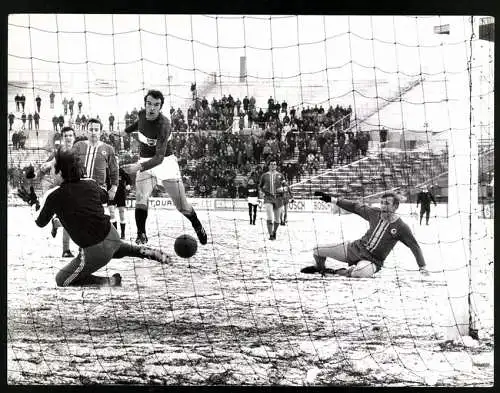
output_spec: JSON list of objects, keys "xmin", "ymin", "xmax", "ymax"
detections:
[
  {"xmin": 259, "ymin": 159, "xmax": 286, "ymax": 240},
  {"xmin": 301, "ymin": 191, "xmax": 430, "ymax": 278},
  {"xmin": 121, "ymin": 89, "xmax": 207, "ymax": 245},
  {"xmin": 18, "ymin": 149, "xmax": 170, "ymax": 287}
]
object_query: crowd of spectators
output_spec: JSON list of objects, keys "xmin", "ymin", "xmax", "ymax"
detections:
[
  {"xmin": 164, "ymin": 124, "xmax": 370, "ymax": 198},
  {"xmin": 10, "ymin": 87, "xmax": 373, "ymax": 200},
  {"xmin": 106, "ymin": 89, "xmax": 370, "ymax": 198},
  {"xmin": 11, "ymin": 130, "xmax": 27, "ymax": 149}
]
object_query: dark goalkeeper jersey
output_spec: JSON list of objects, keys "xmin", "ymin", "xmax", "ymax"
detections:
[
  {"xmin": 337, "ymin": 199, "xmax": 426, "ymax": 267},
  {"xmin": 35, "ymin": 178, "xmax": 111, "ymax": 248}
]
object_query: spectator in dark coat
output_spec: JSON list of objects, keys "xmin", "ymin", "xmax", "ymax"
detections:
[
  {"xmin": 15, "ymin": 93, "xmax": 21, "ymax": 111},
  {"xmin": 49, "ymin": 91, "xmax": 55, "ymax": 108},
  {"xmin": 36, "ymin": 95, "xmax": 42, "ymax": 112},
  {"xmin": 34, "ymin": 112, "xmax": 40, "ymax": 134},
  {"xmin": 8, "ymin": 112, "xmax": 15, "ymax": 131}
]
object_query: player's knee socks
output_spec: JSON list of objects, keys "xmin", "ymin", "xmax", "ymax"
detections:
[
  {"xmin": 266, "ymin": 220, "xmax": 273, "ymax": 235},
  {"xmin": 120, "ymin": 223, "xmax": 126, "ymax": 235},
  {"xmin": 62, "ymin": 230, "xmax": 70, "ymax": 251},
  {"xmin": 135, "ymin": 208, "xmax": 148, "ymax": 234},
  {"xmin": 113, "ymin": 242, "xmax": 144, "ymax": 259},
  {"xmin": 184, "ymin": 208, "xmax": 202, "ymax": 228},
  {"xmin": 119, "ymin": 208, "xmax": 126, "ymax": 223},
  {"xmin": 112, "ymin": 221, "xmax": 117, "ymax": 229},
  {"xmin": 273, "ymin": 222, "xmax": 279, "ymax": 234}
]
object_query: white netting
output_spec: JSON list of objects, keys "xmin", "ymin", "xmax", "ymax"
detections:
[{"xmin": 7, "ymin": 15, "xmax": 494, "ymax": 386}]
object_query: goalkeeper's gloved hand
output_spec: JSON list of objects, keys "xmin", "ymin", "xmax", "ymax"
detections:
[
  {"xmin": 17, "ymin": 186, "xmax": 40, "ymax": 211},
  {"xmin": 314, "ymin": 191, "xmax": 331, "ymax": 203}
]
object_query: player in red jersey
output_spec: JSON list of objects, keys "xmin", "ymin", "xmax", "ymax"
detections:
[
  {"xmin": 121, "ymin": 89, "xmax": 207, "ymax": 246},
  {"xmin": 301, "ymin": 191, "xmax": 430, "ymax": 278},
  {"xmin": 20, "ymin": 149, "xmax": 170, "ymax": 287}
]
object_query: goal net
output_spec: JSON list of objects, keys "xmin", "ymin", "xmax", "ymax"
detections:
[{"xmin": 7, "ymin": 14, "xmax": 494, "ymax": 386}]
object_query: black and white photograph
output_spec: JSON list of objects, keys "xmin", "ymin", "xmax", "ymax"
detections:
[{"xmin": 6, "ymin": 14, "xmax": 494, "ymax": 386}]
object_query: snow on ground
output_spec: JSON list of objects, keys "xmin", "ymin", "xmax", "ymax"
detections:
[{"xmin": 7, "ymin": 205, "xmax": 493, "ymax": 385}]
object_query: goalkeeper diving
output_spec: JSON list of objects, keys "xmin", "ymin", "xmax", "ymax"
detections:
[{"xmin": 301, "ymin": 191, "xmax": 430, "ymax": 278}]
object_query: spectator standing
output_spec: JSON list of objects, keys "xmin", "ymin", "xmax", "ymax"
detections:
[
  {"xmin": 78, "ymin": 100, "xmax": 83, "ymax": 114},
  {"xmin": 35, "ymin": 95, "xmax": 42, "ymax": 112},
  {"xmin": 69, "ymin": 98, "xmax": 75, "ymax": 116},
  {"xmin": 75, "ymin": 114, "xmax": 81, "ymax": 130},
  {"xmin": 62, "ymin": 97, "xmax": 68, "ymax": 115},
  {"xmin": 109, "ymin": 113, "xmax": 115, "ymax": 131},
  {"xmin": 58, "ymin": 114, "xmax": 65, "ymax": 130},
  {"xmin": 18, "ymin": 131, "xmax": 26, "ymax": 148},
  {"xmin": 21, "ymin": 112, "xmax": 27, "ymax": 130},
  {"xmin": 27, "ymin": 112, "xmax": 33, "ymax": 130},
  {"xmin": 379, "ymin": 127, "xmax": 388, "ymax": 147},
  {"xmin": 49, "ymin": 91, "xmax": 55, "ymax": 108},
  {"xmin": 20, "ymin": 94, "xmax": 26, "ymax": 111},
  {"xmin": 8, "ymin": 112, "xmax": 15, "ymax": 131},
  {"xmin": 243, "ymin": 96, "xmax": 249, "ymax": 113},
  {"xmin": 12, "ymin": 132, "xmax": 19, "ymax": 149},
  {"xmin": 52, "ymin": 115, "xmax": 59, "ymax": 131},
  {"xmin": 80, "ymin": 114, "xmax": 87, "ymax": 131},
  {"xmin": 33, "ymin": 112, "xmax": 40, "ymax": 135},
  {"xmin": 15, "ymin": 93, "xmax": 21, "ymax": 111}
]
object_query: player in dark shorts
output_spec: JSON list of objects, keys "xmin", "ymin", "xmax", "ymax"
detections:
[
  {"xmin": 121, "ymin": 89, "xmax": 207, "ymax": 246},
  {"xmin": 301, "ymin": 191, "xmax": 430, "ymax": 278},
  {"xmin": 416, "ymin": 185, "xmax": 437, "ymax": 225},
  {"xmin": 20, "ymin": 149, "xmax": 170, "ymax": 287},
  {"xmin": 108, "ymin": 166, "xmax": 132, "ymax": 239}
]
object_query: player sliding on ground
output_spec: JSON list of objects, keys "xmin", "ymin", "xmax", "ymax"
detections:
[
  {"xmin": 301, "ymin": 191, "xmax": 430, "ymax": 278},
  {"xmin": 19, "ymin": 149, "xmax": 170, "ymax": 287},
  {"xmin": 121, "ymin": 89, "xmax": 207, "ymax": 246}
]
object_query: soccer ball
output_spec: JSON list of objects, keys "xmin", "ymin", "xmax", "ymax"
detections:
[{"xmin": 174, "ymin": 234, "xmax": 198, "ymax": 258}]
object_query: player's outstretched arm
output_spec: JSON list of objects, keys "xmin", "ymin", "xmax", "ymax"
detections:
[
  {"xmin": 314, "ymin": 191, "xmax": 337, "ymax": 204},
  {"xmin": 17, "ymin": 186, "xmax": 40, "ymax": 209},
  {"xmin": 400, "ymin": 225, "xmax": 430, "ymax": 276}
]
